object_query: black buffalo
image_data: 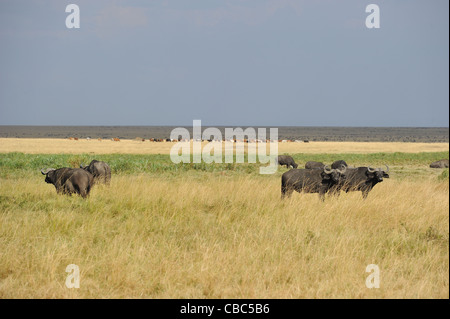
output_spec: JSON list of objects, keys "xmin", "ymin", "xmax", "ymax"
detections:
[
  {"xmin": 41, "ymin": 168, "xmax": 94, "ymax": 198},
  {"xmin": 334, "ymin": 165, "xmax": 390, "ymax": 199},
  {"xmin": 331, "ymin": 160, "xmax": 348, "ymax": 169},
  {"xmin": 430, "ymin": 159, "xmax": 449, "ymax": 168},
  {"xmin": 281, "ymin": 165, "xmax": 347, "ymax": 200},
  {"xmin": 80, "ymin": 160, "xmax": 111, "ymax": 185},
  {"xmin": 277, "ymin": 155, "xmax": 298, "ymax": 169},
  {"xmin": 305, "ymin": 161, "xmax": 325, "ymax": 169}
]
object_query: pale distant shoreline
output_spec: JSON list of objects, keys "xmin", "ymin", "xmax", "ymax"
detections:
[{"xmin": 0, "ymin": 138, "xmax": 448, "ymax": 155}]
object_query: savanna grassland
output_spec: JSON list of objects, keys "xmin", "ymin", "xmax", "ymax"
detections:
[{"xmin": 0, "ymin": 139, "xmax": 448, "ymax": 298}]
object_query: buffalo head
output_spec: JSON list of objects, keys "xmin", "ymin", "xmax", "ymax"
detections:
[
  {"xmin": 367, "ymin": 164, "xmax": 390, "ymax": 182},
  {"xmin": 322, "ymin": 164, "xmax": 347, "ymax": 182},
  {"xmin": 41, "ymin": 168, "xmax": 55, "ymax": 184}
]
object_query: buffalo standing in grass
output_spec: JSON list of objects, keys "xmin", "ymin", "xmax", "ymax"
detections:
[
  {"xmin": 430, "ymin": 159, "xmax": 449, "ymax": 168},
  {"xmin": 305, "ymin": 161, "xmax": 325, "ymax": 169},
  {"xmin": 80, "ymin": 160, "xmax": 111, "ymax": 185},
  {"xmin": 41, "ymin": 168, "xmax": 94, "ymax": 198},
  {"xmin": 277, "ymin": 155, "xmax": 298, "ymax": 169},
  {"xmin": 281, "ymin": 165, "xmax": 347, "ymax": 200},
  {"xmin": 334, "ymin": 165, "xmax": 390, "ymax": 199}
]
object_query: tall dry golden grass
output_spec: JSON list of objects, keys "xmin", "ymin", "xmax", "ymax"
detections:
[
  {"xmin": 0, "ymin": 138, "xmax": 448, "ymax": 155},
  {"xmin": 0, "ymin": 173, "xmax": 448, "ymax": 298}
]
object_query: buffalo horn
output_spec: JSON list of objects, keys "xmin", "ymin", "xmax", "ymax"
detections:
[
  {"xmin": 41, "ymin": 168, "xmax": 54, "ymax": 175},
  {"xmin": 323, "ymin": 165, "xmax": 332, "ymax": 173},
  {"xmin": 367, "ymin": 167, "xmax": 376, "ymax": 173}
]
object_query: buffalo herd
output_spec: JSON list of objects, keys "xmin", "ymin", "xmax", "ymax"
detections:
[
  {"xmin": 41, "ymin": 160, "xmax": 110, "ymax": 198},
  {"xmin": 41, "ymin": 155, "xmax": 447, "ymax": 201},
  {"xmin": 280, "ymin": 158, "xmax": 390, "ymax": 200}
]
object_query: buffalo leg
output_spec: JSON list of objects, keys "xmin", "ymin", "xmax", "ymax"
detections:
[
  {"xmin": 80, "ymin": 188, "xmax": 88, "ymax": 198},
  {"xmin": 281, "ymin": 185, "xmax": 294, "ymax": 199},
  {"xmin": 84, "ymin": 183, "xmax": 92, "ymax": 198},
  {"xmin": 328, "ymin": 187, "xmax": 340, "ymax": 197},
  {"xmin": 319, "ymin": 192, "xmax": 326, "ymax": 202},
  {"xmin": 64, "ymin": 181, "xmax": 76, "ymax": 196},
  {"xmin": 361, "ymin": 186, "xmax": 372, "ymax": 199}
]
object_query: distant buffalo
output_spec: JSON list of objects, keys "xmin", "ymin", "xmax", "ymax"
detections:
[
  {"xmin": 430, "ymin": 159, "xmax": 449, "ymax": 168},
  {"xmin": 41, "ymin": 168, "xmax": 93, "ymax": 198},
  {"xmin": 305, "ymin": 161, "xmax": 325, "ymax": 169},
  {"xmin": 281, "ymin": 165, "xmax": 347, "ymax": 200},
  {"xmin": 334, "ymin": 165, "xmax": 390, "ymax": 199},
  {"xmin": 331, "ymin": 160, "xmax": 348, "ymax": 169},
  {"xmin": 80, "ymin": 160, "xmax": 111, "ymax": 185},
  {"xmin": 277, "ymin": 155, "xmax": 298, "ymax": 169}
]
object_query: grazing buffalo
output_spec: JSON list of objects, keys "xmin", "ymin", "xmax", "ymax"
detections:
[
  {"xmin": 430, "ymin": 159, "xmax": 449, "ymax": 168},
  {"xmin": 277, "ymin": 155, "xmax": 298, "ymax": 169},
  {"xmin": 305, "ymin": 161, "xmax": 325, "ymax": 169},
  {"xmin": 281, "ymin": 165, "xmax": 347, "ymax": 200},
  {"xmin": 41, "ymin": 168, "xmax": 93, "ymax": 198},
  {"xmin": 331, "ymin": 160, "xmax": 348, "ymax": 169},
  {"xmin": 335, "ymin": 165, "xmax": 390, "ymax": 199},
  {"xmin": 80, "ymin": 160, "xmax": 111, "ymax": 185}
]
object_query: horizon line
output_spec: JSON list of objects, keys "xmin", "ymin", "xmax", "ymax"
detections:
[{"xmin": 0, "ymin": 125, "xmax": 449, "ymax": 129}]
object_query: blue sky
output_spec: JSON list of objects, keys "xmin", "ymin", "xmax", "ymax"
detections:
[{"xmin": 0, "ymin": 0, "xmax": 448, "ymax": 126}]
